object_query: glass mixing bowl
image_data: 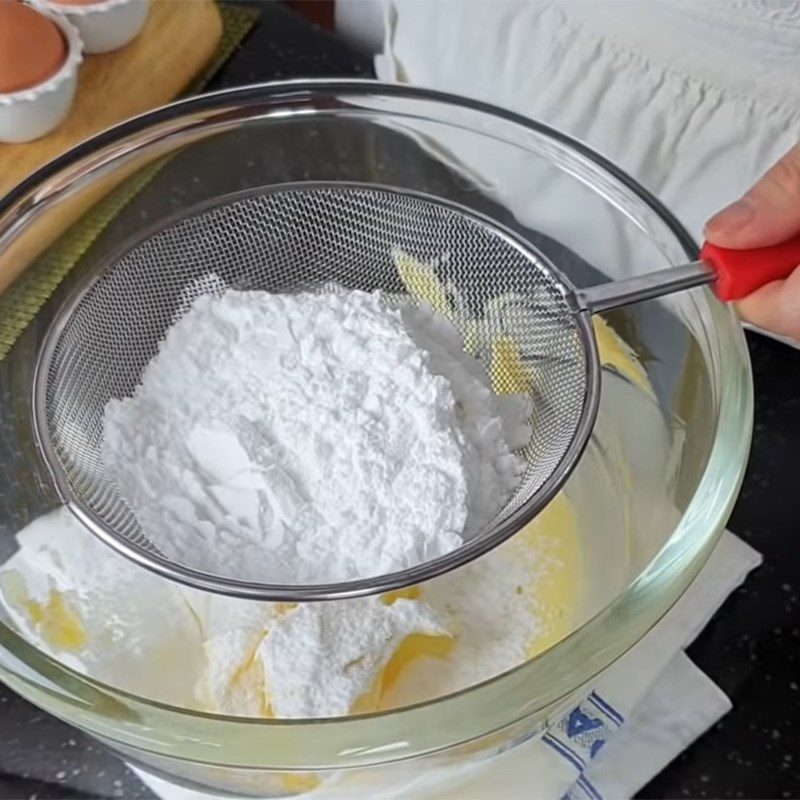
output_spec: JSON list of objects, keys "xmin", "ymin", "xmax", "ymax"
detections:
[{"xmin": 0, "ymin": 82, "xmax": 752, "ymax": 797}]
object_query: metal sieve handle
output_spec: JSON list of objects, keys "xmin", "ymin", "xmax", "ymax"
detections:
[
  {"xmin": 577, "ymin": 260, "xmax": 713, "ymax": 314},
  {"xmin": 578, "ymin": 233, "xmax": 800, "ymax": 314}
]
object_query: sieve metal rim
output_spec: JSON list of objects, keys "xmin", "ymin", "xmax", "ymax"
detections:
[{"xmin": 31, "ymin": 181, "xmax": 602, "ymax": 601}]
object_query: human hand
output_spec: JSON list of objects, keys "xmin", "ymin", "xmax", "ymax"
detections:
[{"xmin": 705, "ymin": 142, "xmax": 800, "ymax": 340}]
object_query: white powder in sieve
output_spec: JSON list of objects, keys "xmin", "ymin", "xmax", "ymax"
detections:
[{"xmin": 102, "ymin": 285, "xmax": 528, "ymax": 584}]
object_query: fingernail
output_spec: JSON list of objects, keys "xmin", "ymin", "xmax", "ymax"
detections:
[{"xmin": 704, "ymin": 198, "xmax": 756, "ymax": 236}]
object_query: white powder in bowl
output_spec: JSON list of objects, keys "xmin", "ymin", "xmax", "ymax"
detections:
[
  {"xmin": 257, "ymin": 597, "xmax": 448, "ymax": 718},
  {"xmin": 102, "ymin": 286, "xmax": 527, "ymax": 584}
]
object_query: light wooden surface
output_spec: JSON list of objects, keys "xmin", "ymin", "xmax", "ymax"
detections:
[{"xmin": 0, "ymin": 0, "xmax": 222, "ymax": 293}]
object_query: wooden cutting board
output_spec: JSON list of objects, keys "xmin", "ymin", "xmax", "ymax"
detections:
[{"xmin": 0, "ymin": 0, "xmax": 222, "ymax": 293}]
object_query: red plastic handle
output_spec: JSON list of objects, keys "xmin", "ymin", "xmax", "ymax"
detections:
[{"xmin": 701, "ymin": 234, "xmax": 800, "ymax": 302}]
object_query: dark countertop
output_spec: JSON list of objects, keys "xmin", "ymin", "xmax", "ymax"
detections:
[
  {"xmin": 644, "ymin": 329, "xmax": 800, "ymax": 800},
  {"xmin": 1, "ymin": 4, "xmax": 799, "ymax": 799}
]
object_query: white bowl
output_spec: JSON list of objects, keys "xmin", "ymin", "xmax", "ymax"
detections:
[
  {"xmin": 31, "ymin": 0, "xmax": 149, "ymax": 54},
  {"xmin": 0, "ymin": 10, "xmax": 83, "ymax": 144}
]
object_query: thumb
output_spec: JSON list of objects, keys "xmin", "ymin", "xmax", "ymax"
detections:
[{"xmin": 705, "ymin": 142, "xmax": 800, "ymax": 249}]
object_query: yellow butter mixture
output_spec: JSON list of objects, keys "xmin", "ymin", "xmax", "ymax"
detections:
[{"xmin": 0, "ymin": 494, "xmax": 581, "ymax": 718}]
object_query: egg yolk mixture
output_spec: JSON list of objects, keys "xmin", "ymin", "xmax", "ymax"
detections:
[{"xmin": 0, "ymin": 492, "xmax": 580, "ymax": 722}]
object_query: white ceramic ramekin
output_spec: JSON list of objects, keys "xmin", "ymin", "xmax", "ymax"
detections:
[
  {"xmin": 30, "ymin": 0, "xmax": 149, "ymax": 55},
  {"xmin": 0, "ymin": 10, "xmax": 83, "ymax": 144}
]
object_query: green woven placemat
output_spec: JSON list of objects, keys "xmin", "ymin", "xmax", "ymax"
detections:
[{"xmin": 0, "ymin": 4, "xmax": 257, "ymax": 362}]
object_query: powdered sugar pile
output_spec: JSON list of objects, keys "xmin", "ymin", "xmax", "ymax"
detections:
[
  {"xmin": 258, "ymin": 597, "xmax": 447, "ymax": 717},
  {"xmin": 103, "ymin": 285, "xmax": 527, "ymax": 584},
  {"xmin": 381, "ymin": 536, "xmax": 548, "ymax": 706}
]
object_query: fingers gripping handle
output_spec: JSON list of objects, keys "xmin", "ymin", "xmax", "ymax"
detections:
[{"xmin": 702, "ymin": 234, "xmax": 800, "ymax": 302}]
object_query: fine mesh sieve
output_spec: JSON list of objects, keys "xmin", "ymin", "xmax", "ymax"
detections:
[{"xmin": 32, "ymin": 183, "xmax": 800, "ymax": 600}]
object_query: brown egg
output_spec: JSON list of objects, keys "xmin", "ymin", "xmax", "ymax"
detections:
[{"xmin": 0, "ymin": 1, "xmax": 68, "ymax": 94}]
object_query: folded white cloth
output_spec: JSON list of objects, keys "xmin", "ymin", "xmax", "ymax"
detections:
[
  {"xmin": 132, "ymin": 531, "xmax": 761, "ymax": 800},
  {"xmin": 349, "ymin": 0, "xmax": 800, "ymax": 349},
  {"xmin": 582, "ymin": 652, "xmax": 730, "ymax": 800},
  {"xmin": 361, "ymin": 0, "xmax": 800, "ymax": 241}
]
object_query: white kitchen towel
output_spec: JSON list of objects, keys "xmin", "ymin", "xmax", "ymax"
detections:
[
  {"xmin": 581, "ymin": 651, "xmax": 731, "ymax": 800},
  {"xmin": 369, "ymin": 0, "xmax": 800, "ymax": 243},
  {"xmin": 401, "ymin": 652, "xmax": 730, "ymax": 800},
  {"xmin": 132, "ymin": 531, "xmax": 761, "ymax": 800},
  {"xmin": 364, "ymin": 0, "xmax": 800, "ymax": 349}
]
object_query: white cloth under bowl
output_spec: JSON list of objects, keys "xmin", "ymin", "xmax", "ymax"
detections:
[{"xmin": 132, "ymin": 531, "xmax": 761, "ymax": 799}]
